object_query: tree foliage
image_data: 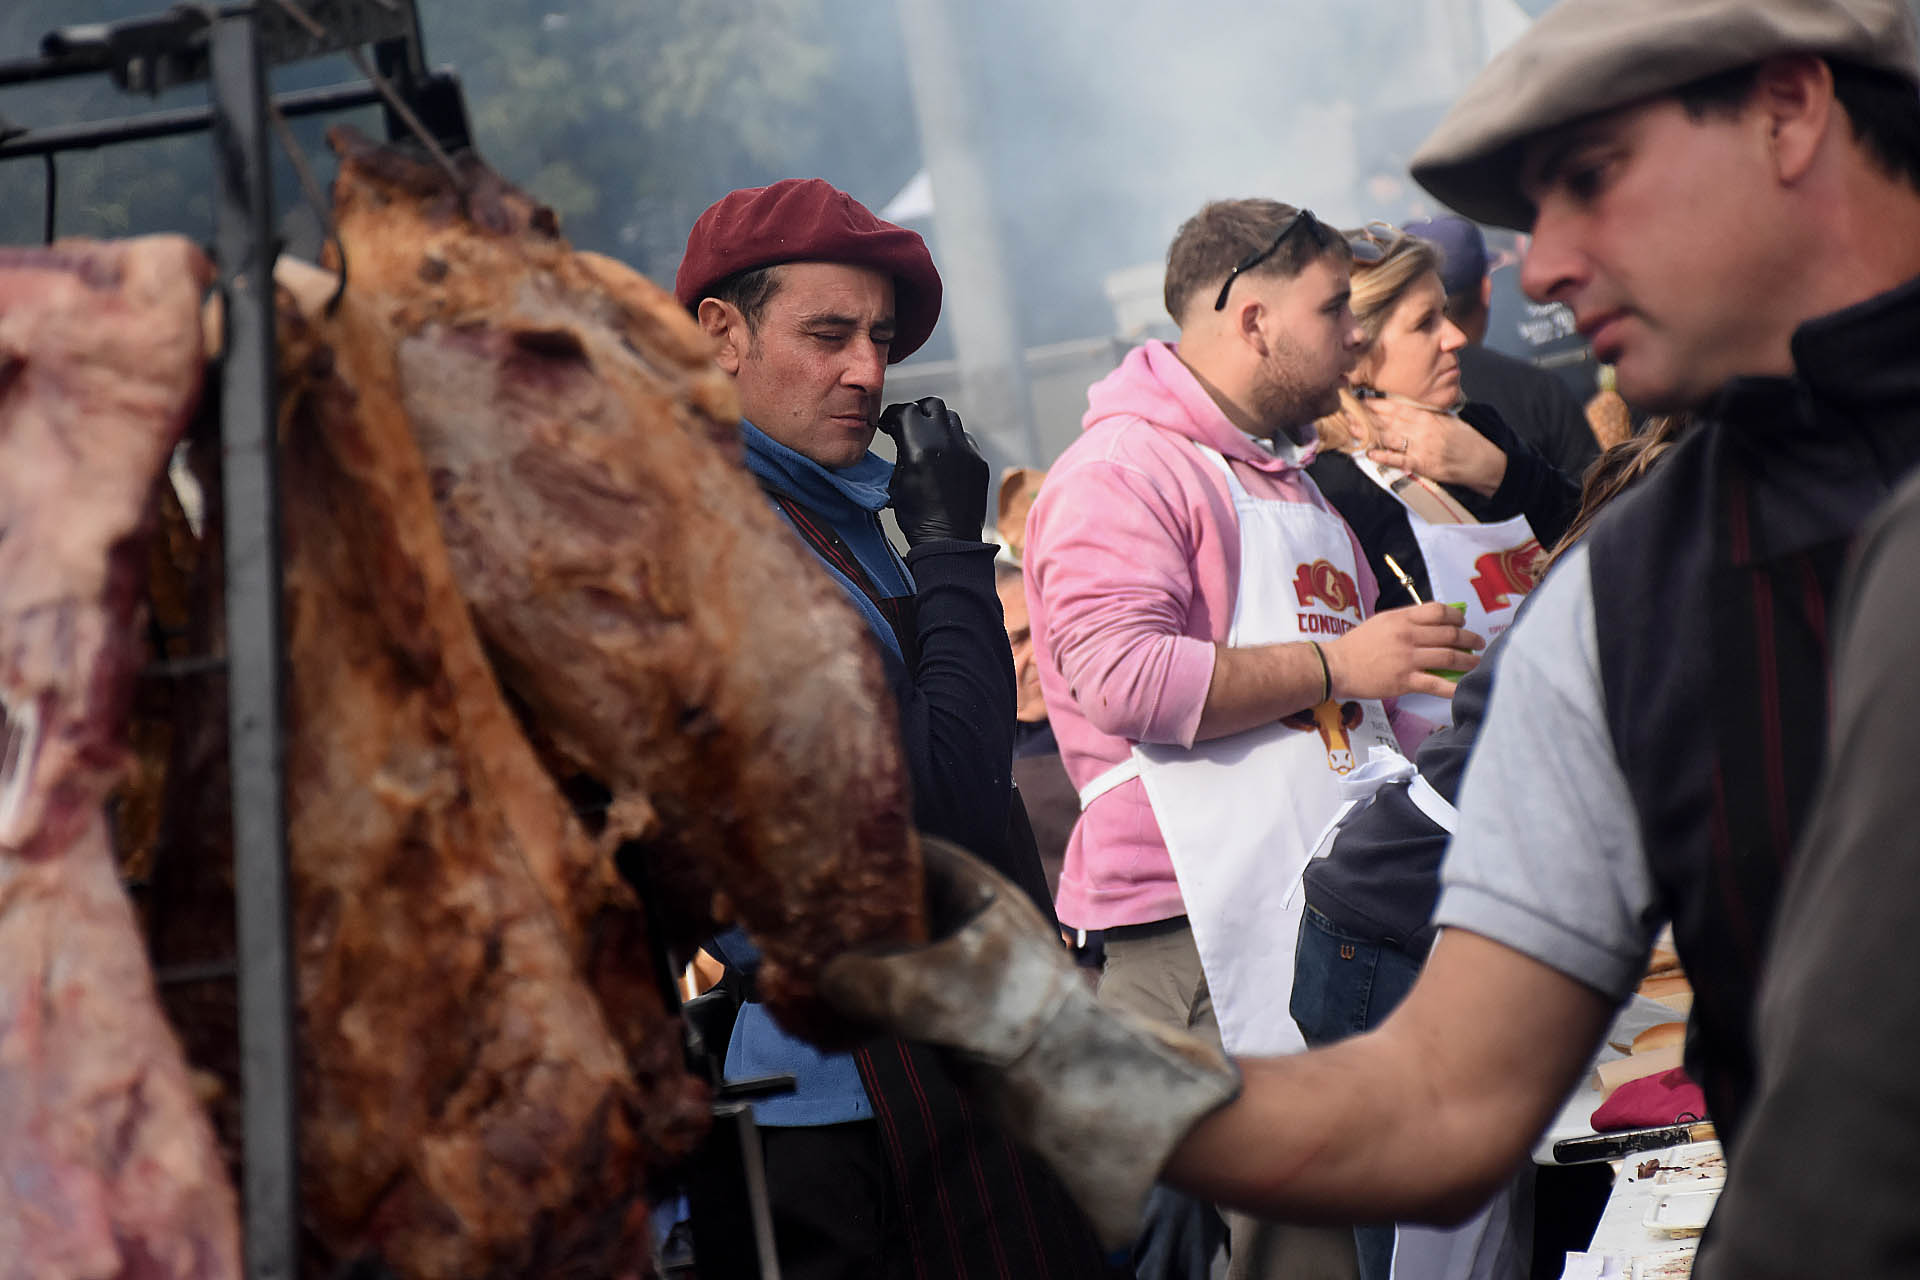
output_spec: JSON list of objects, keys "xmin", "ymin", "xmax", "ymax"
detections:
[
  {"xmin": 0, "ymin": 0, "xmax": 915, "ymax": 283},
  {"xmin": 433, "ymin": 0, "xmax": 830, "ymax": 262}
]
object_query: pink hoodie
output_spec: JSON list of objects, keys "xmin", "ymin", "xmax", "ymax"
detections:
[{"xmin": 1025, "ymin": 340, "xmax": 1389, "ymax": 931}]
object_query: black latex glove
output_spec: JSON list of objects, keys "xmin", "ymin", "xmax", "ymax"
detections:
[{"xmin": 878, "ymin": 397, "xmax": 989, "ymax": 546}]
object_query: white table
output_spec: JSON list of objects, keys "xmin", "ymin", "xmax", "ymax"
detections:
[{"xmin": 1560, "ymin": 1140, "xmax": 1721, "ymax": 1278}]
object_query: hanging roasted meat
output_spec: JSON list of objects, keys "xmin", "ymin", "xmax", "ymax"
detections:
[
  {"xmin": 0, "ymin": 238, "xmax": 242, "ymax": 1280},
  {"xmin": 263, "ymin": 268, "xmax": 710, "ymax": 1277},
  {"xmin": 321, "ymin": 126, "xmax": 927, "ymax": 1042},
  {"xmin": 1, "ymin": 126, "xmax": 934, "ymax": 1277}
]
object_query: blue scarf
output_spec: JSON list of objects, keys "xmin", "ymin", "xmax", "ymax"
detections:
[
  {"xmin": 740, "ymin": 418, "xmax": 915, "ymax": 660},
  {"xmin": 722, "ymin": 420, "xmax": 917, "ymax": 1123}
]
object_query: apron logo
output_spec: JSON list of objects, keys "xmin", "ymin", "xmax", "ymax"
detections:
[
  {"xmin": 1281, "ymin": 700, "xmax": 1365, "ymax": 775},
  {"xmin": 1470, "ymin": 539, "xmax": 1546, "ymax": 613},
  {"xmin": 1294, "ymin": 560, "xmax": 1361, "ymax": 617}
]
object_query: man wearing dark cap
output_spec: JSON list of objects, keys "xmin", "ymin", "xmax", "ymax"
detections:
[
  {"xmin": 676, "ymin": 180, "xmax": 1111, "ymax": 1278},
  {"xmin": 1401, "ymin": 214, "xmax": 1598, "ymax": 480},
  {"xmin": 802, "ymin": 0, "xmax": 1920, "ymax": 1266}
]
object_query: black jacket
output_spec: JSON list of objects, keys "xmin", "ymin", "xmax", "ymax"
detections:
[
  {"xmin": 1300, "ymin": 623, "xmax": 1510, "ymax": 954},
  {"xmin": 1586, "ymin": 270, "xmax": 1920, "ymax": 1146},
  {"xmin": 1457, "ymin": 342, "xmax": 1600, "ymax": 482},
  {"xmin": 1307, "ymin": 401, "xmax": 1579, "ymax": 613},
  {"xmin": 882, "ymin": 538, "xmax": 1056, "ymax": 920}
]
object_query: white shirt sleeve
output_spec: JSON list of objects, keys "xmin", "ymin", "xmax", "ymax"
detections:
[{"xmin": 1433, "ymin": 543, "xmax": 1665, "ymax": 1002}]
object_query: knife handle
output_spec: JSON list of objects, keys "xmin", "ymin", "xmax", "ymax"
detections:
[{"xmin": 1551, "ymin": 1121, "xmax": 1714, "ymax": 1164}]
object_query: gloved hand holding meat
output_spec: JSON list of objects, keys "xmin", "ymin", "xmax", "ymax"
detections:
[{"xmin": 820, "ymin": 836, "xmax": 1243, "ymax": 1251}]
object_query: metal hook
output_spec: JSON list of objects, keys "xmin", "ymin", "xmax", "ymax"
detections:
[
  {"xmin": 265, "ymin": 100, "xmax": 348, "ymax": 315},
  {"xmin": 267, "ymin": 0, "xmax": 463, "ymax": 189},
  {"xmin": 41, "ymin": 152, "xmax": 56, "ymax": 244}
]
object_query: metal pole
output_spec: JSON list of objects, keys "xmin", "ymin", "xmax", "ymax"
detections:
[
  {"xmin": 0, "ymin": 50, "xmax": 114, "ymax": 87},
  {"xmin": 0, "ymin": 79, "xmax": 382, "ymax": 160},
  {"xmin": 209, "ymin": 9, "xmax": 300, "ymax": 1279},
  {"xmin": 684, "ymin": 1104, "xmax": 784, "ymax": 1279},
  {"xmin": 892, "ymin": 0, "xmax": 1043, "ymax": 469}
]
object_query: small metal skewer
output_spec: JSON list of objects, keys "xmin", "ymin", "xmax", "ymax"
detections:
[{"xmin": 1382, "ymin": 553, "xmax": 1423, "ymax": 605}]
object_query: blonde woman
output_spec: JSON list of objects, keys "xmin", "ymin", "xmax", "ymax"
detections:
[{"xmin": 1305, "ymin": 226, "xmax": 1578, "ymax": 727}]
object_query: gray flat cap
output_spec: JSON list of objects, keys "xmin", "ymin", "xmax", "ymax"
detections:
[{"xmin": 1411, "ymin": 0, "xmax": 1920, "ymax": 229}]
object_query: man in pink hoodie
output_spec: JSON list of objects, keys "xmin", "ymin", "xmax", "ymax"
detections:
[{"xmin": 1023, "ymin": 199, "xmax": 1482, "ymax": 1278}]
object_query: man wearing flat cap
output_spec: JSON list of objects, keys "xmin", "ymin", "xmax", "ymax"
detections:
[
  {"xmin": 676, "ymin": 179, "xmax": 1113, "ymax": 1280},
  {"xmin": 801, "ymin": 2, "xmax": 1920, "ymax": 1272}
]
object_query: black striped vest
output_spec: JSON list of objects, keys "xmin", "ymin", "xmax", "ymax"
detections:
[{"xmin": 1587, "ymin": 275, "xmax": 1920, "ymax": 1147}]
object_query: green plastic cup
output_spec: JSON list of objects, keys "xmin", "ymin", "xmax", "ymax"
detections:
[{"xmin": 1428, "ymin": 602, "xmax": 1469, "ymax": 681}]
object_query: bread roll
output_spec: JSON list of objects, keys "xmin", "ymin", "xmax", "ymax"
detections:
[
  {"xmin": 1633, "ymin": 1022, "xmax": 1687, "ymax": 1054},
  {"xmin": 1638, "ymin": 974, "xmax": 1692, "ymax": 1001}
]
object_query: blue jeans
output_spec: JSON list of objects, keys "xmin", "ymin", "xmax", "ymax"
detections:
[{"xmin": 1290, "ymin": 906, "xmax": 1426, "ymax": 1280}]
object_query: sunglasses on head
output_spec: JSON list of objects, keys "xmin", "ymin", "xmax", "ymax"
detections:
[
  {"xmin": 1346, "ymin": 220, "xmax": 1411, "ymax": 265},
  {"xmin": 1212, "ymin": 208, "xmax": 1335, "ymax": 311}
]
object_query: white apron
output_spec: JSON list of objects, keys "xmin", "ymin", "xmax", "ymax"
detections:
[
  {"xmin": 1303, "ymin": 745, "xmax": 1459, "ymax": 869},
  {"xmin": 1351, "ymin": 455, "xmax": 1544, "ymax": 726},
  {"xmin": 1079, "ymin": 443, "xmax": 1394, "ymax": 1055}
]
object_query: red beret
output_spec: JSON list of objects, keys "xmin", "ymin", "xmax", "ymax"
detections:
[{"xmin": 674, "ymin": 178, "xmax": 942, "ymax": 363}]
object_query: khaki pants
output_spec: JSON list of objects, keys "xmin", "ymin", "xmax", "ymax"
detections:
[{"xmin": 1100, "ymin": 921, "xmax": 1358, "ymax": 1280}]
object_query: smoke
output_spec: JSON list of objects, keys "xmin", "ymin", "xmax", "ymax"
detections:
[
  {"xmin": 871, "ymin": 0, "xmax": 1535, "ymax": 351},
  {"xmin": 0, "ymin": 0, "xmax": 1527, "ymax": 355}
]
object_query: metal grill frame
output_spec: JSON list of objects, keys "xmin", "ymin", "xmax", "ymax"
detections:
[
  {"xmin": 0, "ymin": 6, "xmax": 465, "ymax": 1275},
  {"xmin": 0, "ymin": 8, "xmax": 783, "ymax": 1273}
]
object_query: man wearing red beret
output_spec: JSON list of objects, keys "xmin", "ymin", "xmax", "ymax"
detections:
[{"xmin": 676, "ymin": 179, "xmax": 1114, "ymax": 1280}]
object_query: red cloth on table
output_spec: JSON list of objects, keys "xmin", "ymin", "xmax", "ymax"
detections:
[{"xmin": 1591, "ymin": 1067, "xmax": 1708, "ymax": 1131}]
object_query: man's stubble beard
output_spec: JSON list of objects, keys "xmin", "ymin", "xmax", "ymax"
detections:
[{"xmin": 1251, "ymin": 335, "xmax": 1343, "ymax": 445}]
